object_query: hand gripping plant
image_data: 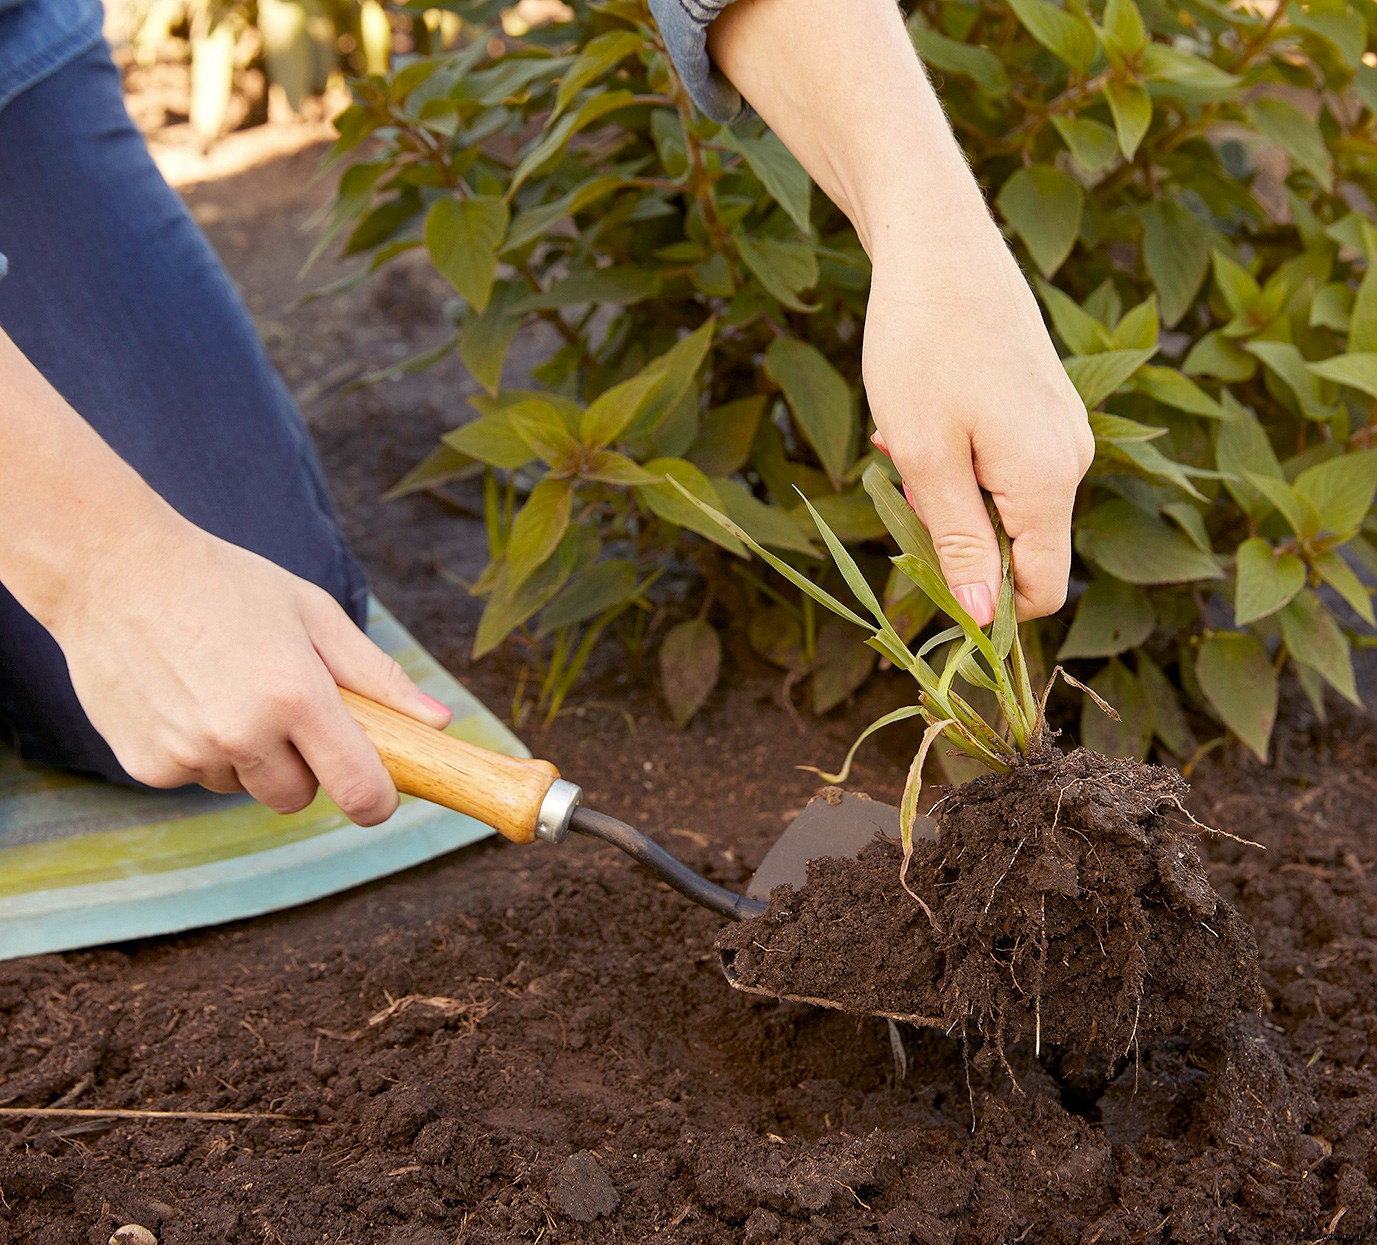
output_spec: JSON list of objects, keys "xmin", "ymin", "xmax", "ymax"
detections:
[{"xmin": 688, "ymin": 467, "xmax": 1265, "ymax": 1075}]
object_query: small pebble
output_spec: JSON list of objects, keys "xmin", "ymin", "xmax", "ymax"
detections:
[{"xmin": 110, "ymin": 1227, "xmax": 157, "ymax": 1245}]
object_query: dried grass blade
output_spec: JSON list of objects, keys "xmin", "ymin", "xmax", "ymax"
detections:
[{"xmin": 898, "ymin": 718, "xmax": 956, "ymax": 932}]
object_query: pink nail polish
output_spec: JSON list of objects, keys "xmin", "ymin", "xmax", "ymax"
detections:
[
  {"xmin": 955, "ymin": 584, "xmax": 995, "ymax": 627},
  {"xmin": 870, "ymin": 431, "xmax": 890, "ymax": 457},
  {"xmin": 902, "ymin": 483, "xmax": 917, "ymax": 511},
  {"xmin": 419, "ymin": 692, "xmax": 452, "ymax": 719}
]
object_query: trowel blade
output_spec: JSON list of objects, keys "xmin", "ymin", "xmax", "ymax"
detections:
[
  {"xmin": 723, "ymin": 790, "xmax": 946, "ymax": 1029},
  {"xmin": 746, "ymin": 789, "xmax": 937, "ymax": 901}
]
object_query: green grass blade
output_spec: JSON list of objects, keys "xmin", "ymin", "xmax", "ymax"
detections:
[
  {"xmin": 862, "ymin": 463, "xmax": 939, "ymax": 565},
  {"xmin": 796, "ymin": 490, "xmax": 915, "ymax": 665},
  {"xmin": 668, "ymin": 478, "xmax": 872, "ymax": 630},
  {"xmin": 990, "ymin": 525, "xmax": 1017, "ymax": 662},
  {"xmin": 798, "ymin": 704, "xmax": 930, "ymax": 784}
]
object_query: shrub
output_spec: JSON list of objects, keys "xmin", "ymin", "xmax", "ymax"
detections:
[{"xmin": 320, "ymin": 0, "xmax": 1377, "ymax": 759}]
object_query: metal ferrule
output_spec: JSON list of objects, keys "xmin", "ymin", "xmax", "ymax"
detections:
[{"xmin": 535, "ymin": 779, "xmax": 582, "ymax": 844}]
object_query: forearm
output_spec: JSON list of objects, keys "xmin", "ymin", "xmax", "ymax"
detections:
[
  {"xmin": 0, "ymin": 328, "xmax": 178, "ymax": 632},
  {"xmin": 706, "ymin": 0, "xmax": 997, "ymax": 262}
]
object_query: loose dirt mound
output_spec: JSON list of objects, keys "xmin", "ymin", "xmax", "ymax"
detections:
[{"xmin": 720, "ymin": 748, "xmax": 1264, "ymax": 1066}]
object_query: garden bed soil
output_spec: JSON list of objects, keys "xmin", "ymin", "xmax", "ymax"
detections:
[{"xmin": 5, "ymin": 117, "xmax": 1377, "ymax": 1244}]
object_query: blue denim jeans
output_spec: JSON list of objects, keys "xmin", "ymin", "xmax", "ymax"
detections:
[{"xmin": 0, "ymin": 40, "xmax": 368, "ymax": 784}]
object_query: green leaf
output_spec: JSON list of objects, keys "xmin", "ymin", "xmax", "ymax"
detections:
[
  {"xmin": 687, "ymin": 396, "xmax": 766, "ymax": 476},
  {"xmin": 1090, "ymin": 411, "xmax": 1168, "ymax": 443},
  {"xmin": 1062, "ymin": 347, "xmax": 1157, "ymax": 408},
  {"xmin": 1101, "ymin": 0, "xmax": 1148, "ymax": 61},
  {"xmin": 458, "ymin": 282, "xmax": 523, "ymax": 396},
  {"xmin": 1211, "ymin": 250, "xmax": 1261, "ymax": 319},
  {"xmin": 1035, "ymin": 279, "xmax": 1113, "ymax": 354},
  {"xmin": 508, "ymin": 90, "xmax": 637, "ymax": 196},
  {"xmin": 1082, "ymin": 659, "xmax": 1152, "ymax": 760},
  {"xmin": 1132, "ymin": 366, "xmax": 1224, "ymax": 418},
  {"xmin": 1139, "ymin": 43, "xmax": 1241, "ymax": 101},
  {"xmin": 1351, "ymin": 264, "xmax": 1377, "ymax": 354},
  {"xmin": 748, "ymin": 604, "xmax": 805, "ymax": 670},
  {"xmin": 384, "ymin": 443, "xmax": 475, "ymax": 501},
  {"xmin": 1245, "ymin": 341, "xmax": 1338, "ymax": 422},
  {"xmin": 804, "ymin": 704, "xmax": 928, "ymax": 784},
  {"xmin": 619, "ymin": 318, "xmax": 717, "ymax": 444},
  {"xmin": 1006, "ymin": 0, "xmax": 1098, "ymax": 71},
  {"xmin": 812, "ymin": 621, "xmax": 879, "ymax": 714},
  {"xmin": 1138, "ymin": 653, "xmax": 1196, "ymax": 757},
  {"xmin": 1306, "ymin": 353, "xmax": 1377, "ymax": 401},
  {"xmin": 667, "ymin": 477, "xmax": 873, "ymax": 628},
  {"xmin": 504, "ymin": 175, "xmax": 622, "ymax": 253},
  {"xmin": 660, "ymin": 619, "xmax": 722, "ymax": 728},
  {"xmin": 1234, "ymin": 537, "xmax": 1306, "ymax": 625},
  {"xmin": 1139, "ymin": 201, "xmax": 1213, "ymax": 327},
  {"xmin": 637, "ymin": 459, "xmax": 747, "ymax": 556},
  {"xmin": 1312, "ymin": 550, "xmax": 1376, "ymax": 626},
  {"xmin": 908, "ymin": 20, "xmax": 1011, "ymax": 95},
  {"xmin": 720, "ymin": 129, "xmax": 814, "ymax": 236},
  {"xmin": 1281, "ymin": 591, "xmax": 1359, "ymax": 704},
  {"xmin": 1184, "ymin": 330, "xmax": 1256, "ymax": 382},
  {"xmin": 764, "ymin": 338, "xmax": 856, "ymax": 485},
  {"xmin": 506, "ymin": 477, "xmax": 575, "ymax": 593},
  {"xmin": 797, "ymin": 491, "xmax": 913, "ymax": 662},
  {"xmin": 790, "ymin": 491, "xmax": 889, "ymax": 542},
  {"xmin": 553, "ymin": 30, "xmax": 643, "ymax": 119},
  {"xmin": 424, "ymin": 196, "xmax": 509, "ymax": 312},
  {"xmin": 1293, "ymin": 449, "xmax": 1377, "ymax": 534},
  {"xmin": 996, "ymin": 165, "xmax": 1085, "ymax": 277},
  {"xmin": 1358, "ymin": 64, "xmax": 1377, "ymax": 115},
  {"xmin": 735, "ymin": 234, "xmax": 819, "ymax": 311},
  {"xmin": 578, "ymin": 450, "xmax": 659, "ymax": 486},
  {"xmin": 712, "ymin": 477, "xmax": 818, "ymax": 554},
  {"xmin": 1112, "ymin": 297, "xmax": 1159, "ymax": 350},
  {"xmin": 511, "ymin": 267, "xmax": 661, "ymax": 314},
  {"xmin": 444, "ymin": 413, "xmax": 538, "ymax": 470},
  {"xmin": 1288, "ymin": 0, "xmax": 1366, "ymax": 67},
  {"xmin": 1056, "ymin": 579, "xmax": 1156, "ymax": 659},
  {"xmin": 537, "ymin": 560, "xmax": 639, "ymax": 635},
  {"xmin": 1243, "ymin": 471, "xmax": 1321, "ymax": 539},
  {"xmin": 862, "ymin": 462, "xmax": 940, "ymax": 567},
  {"xmin": 473, "ymin": 530, "xmax": 581, "ymax": 659},
  {"xmin": 1215, "ymin": 399, "xmax": 1284, "ymax": 522},
  {"xmin": 507, "ymin": 398, "xmax": 582, "ymax": 467},
  {"xmin": 1076, "ymin": 499, "xmax": 1224, "ymax": 583},
  {"xmin": 1106, "ymin": 79, "xmax": 1152, "ymax": 160},
  {"xmin": 1309, "ymin": 281, "xmax": 1354, "ymax": 332},
  {"xmin": 1196, "ymin": 633, "xmax": 1278, "ymax": 762},
  {"xmin": 1249, "ymin": 97, "xmax": 1333, "ymax": 191}
]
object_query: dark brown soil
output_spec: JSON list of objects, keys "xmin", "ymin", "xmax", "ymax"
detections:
[
  {"xmin": 720, "ymin": 749, "xmax": 1264, "ymax": 1069},
  {"xmin": 5, "ymin": 96, "xmax": 1377, "ymax": 1245}
]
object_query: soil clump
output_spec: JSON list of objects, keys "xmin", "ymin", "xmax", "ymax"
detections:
[{"xmin": 719, "ymin": 747, "xmax": 1264, "ymax": 1066}]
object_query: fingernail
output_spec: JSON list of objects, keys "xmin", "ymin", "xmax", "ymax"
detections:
[
  {"xmin": 955, "ymin": 584, "xmax": 995, "ymax": 628},
  {"xmin": 870, "ymin": 431, "xmax": 891, "ymax": 457},
  {"xmin": 419, "ymin": 692, "xmax": 452, "ymax": 719},
  {"xmin": 902, "ymin": 483, "xmax": 917, "ymax": 511}
]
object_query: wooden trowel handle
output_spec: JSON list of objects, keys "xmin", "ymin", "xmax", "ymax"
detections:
[{"xmin": 341, "ymin": 690, "xmax": 577, "ymax": 845}]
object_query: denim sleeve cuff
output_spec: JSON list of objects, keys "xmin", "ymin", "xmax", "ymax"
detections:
[{"xmin": 648, "ymin": 0, "xmax": 746, "ymax": 124}]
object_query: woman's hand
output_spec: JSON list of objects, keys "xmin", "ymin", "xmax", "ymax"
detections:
[
  {"xmin": 47, "ymin": 517, "xmax": 451, "ymax": 823},
  {"xmin": 708, "ymin": 0, "xmax": 1094, "ymax": 622},
  {"xmin": 864, "ymin": 229, "xmax": 1094, "ymax": 625}
]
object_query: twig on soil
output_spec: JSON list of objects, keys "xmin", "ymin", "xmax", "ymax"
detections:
[{"xmin": 0, "ymin": 1107, "xmax": 304, "ymax": 1123}]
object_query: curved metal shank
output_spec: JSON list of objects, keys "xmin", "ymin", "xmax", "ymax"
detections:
[{"xmin": 569, "ymin": 807, "xmax": 767, "ymax": 921}]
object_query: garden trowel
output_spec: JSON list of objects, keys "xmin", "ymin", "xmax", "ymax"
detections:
[{"xmin": 344, "ymin": 692, "xmax": 938, "ymax": 1010}]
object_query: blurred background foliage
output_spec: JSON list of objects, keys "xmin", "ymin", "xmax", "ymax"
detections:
[{"xmin": 307, "ymin": 0, "xmax": 1377, "ymax": 768}]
